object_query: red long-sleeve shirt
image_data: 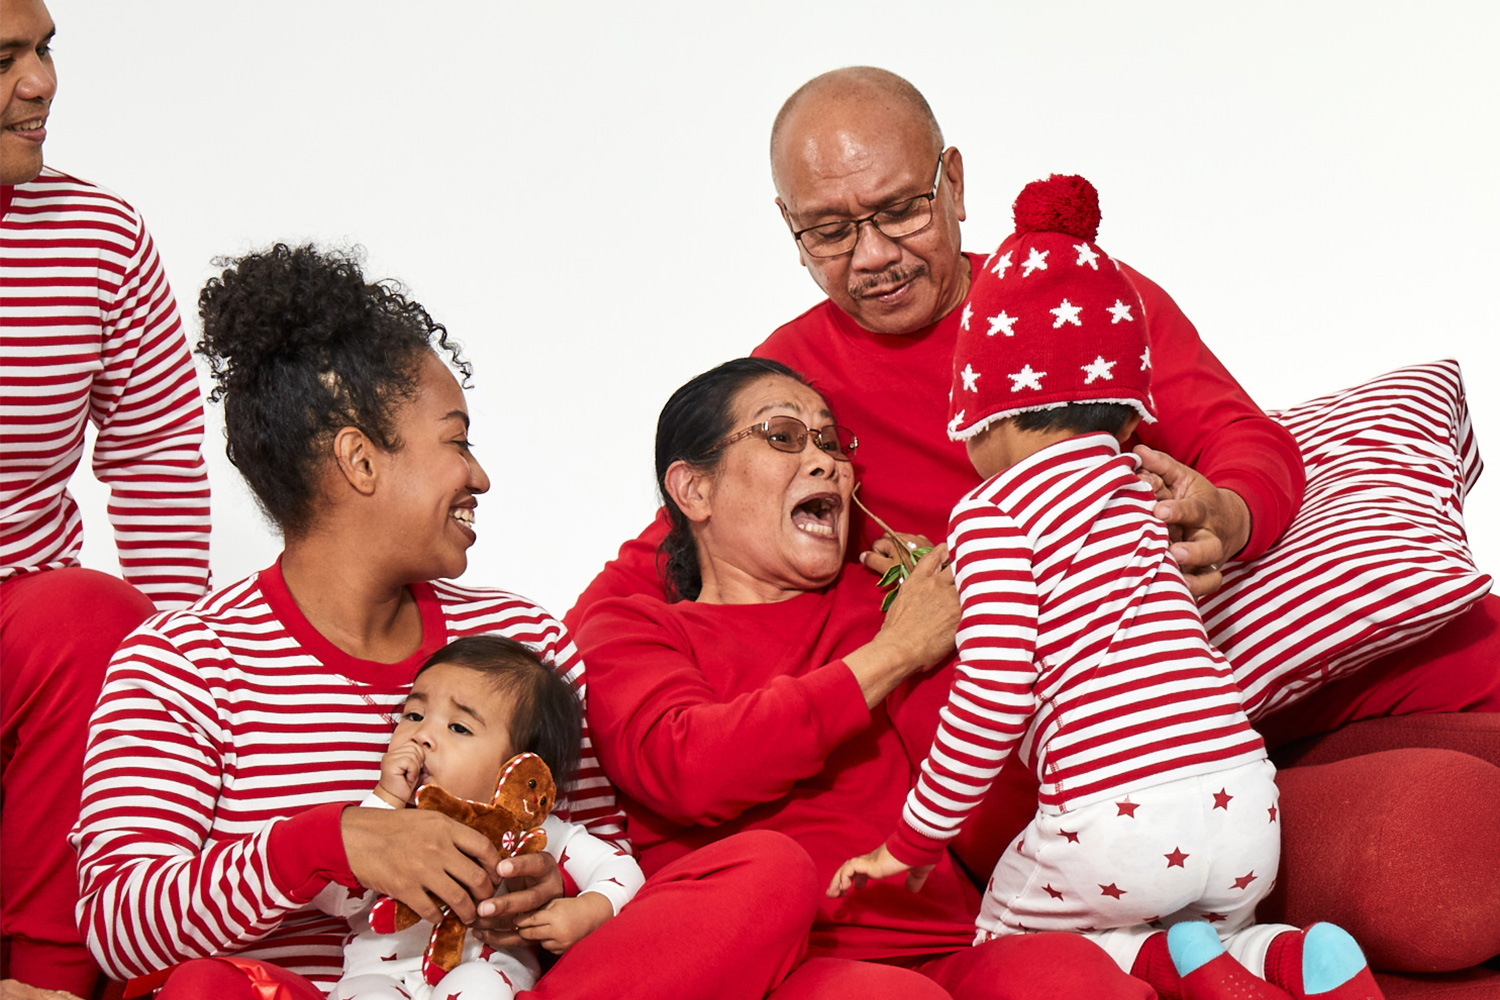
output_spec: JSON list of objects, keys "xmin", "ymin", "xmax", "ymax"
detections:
[{"xmin": 578, "ymin": 575, "xmax": 984, "ymax": 963}]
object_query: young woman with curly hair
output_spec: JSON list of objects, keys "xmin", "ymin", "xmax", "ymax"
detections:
[{"xmin": 69, "ymin": 245, "xmax": 820, "ymax": 1000}]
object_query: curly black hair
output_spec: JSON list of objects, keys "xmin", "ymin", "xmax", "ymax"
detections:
[{"xmin": 196, "ymin": 244, "xmax": 472, "ymax": 536}]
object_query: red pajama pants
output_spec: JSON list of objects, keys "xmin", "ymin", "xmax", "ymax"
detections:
[
  {"xmin": 1, "ymin": 567, "xmax": 154, "ymax": 996},
  {"xmin": 150, "ymin": 830, "xmax": 1154, "ymax": 1000}
]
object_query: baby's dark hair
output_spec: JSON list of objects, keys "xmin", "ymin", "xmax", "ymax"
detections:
[
  {"xmin": 417, "ymin": 636, "xmax": 581, "ymax": 789},
  {"xmin": 196, "ymin": 243, "xmax": 472, "ymax": 536},
  {"xmin": 1010, "ymin": 402, "xmax": 1138, "ymax": 437}
]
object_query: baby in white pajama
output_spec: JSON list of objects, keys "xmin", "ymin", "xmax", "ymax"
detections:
[{"xmin": 321, "ymin": 635, "xmax": 643, "ymax": 999}]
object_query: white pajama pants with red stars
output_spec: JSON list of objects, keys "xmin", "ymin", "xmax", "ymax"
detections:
[
  {"xmin": 333, "ymin": 920, "xmax": 541, "ymax": 1000},
  {"xmin": 975, "ymin": 758, "xmax": 1298, "ymax": 974}
]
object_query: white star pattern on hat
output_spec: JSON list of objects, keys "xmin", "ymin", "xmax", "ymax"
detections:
[
  {"xmin": 1107, "ymin": 299, "xmax": 1134, "ymax": 324},
  {"xmin": 1082, "ymin": 356, "xmax": 1117, "ymax": 383},
  {"xmin": 948, "ymin": 410, "xmax": 965, "ymax": 434},
  {"xmin": 1074, "ymin": 243, "xmax": 1100, "ymax": 270},
  {"xmin": 1140, "ymin": 346, "xmax": 1152, "ymax": 370},
  {"xmin": 960, "ymin": 302, "xmax": 973, "ymax": 331},
  {"xmin": 990, "ymin": 250, "xmax": 1013, "ymax": 278},
  {"xmin": 987, "ymin": 311, "xmax": 1018, "ymax": 337},
  {"xmin": 1050, "ymin": 299, "xmax": 1083, "ymax": 328},
  {"xmin": 961, "ymin": 363, "xmax": 981, "ymax": 392},
  {"xmin": 1008, "ymin": 364, "xmax": 1046, "ymax": 392},
  {"xmin": 1021, "ymin": 248, "xmax": 1049, "ymax": 277}
]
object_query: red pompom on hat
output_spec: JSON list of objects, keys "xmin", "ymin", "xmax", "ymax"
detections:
[{"xmin": 947, "ymin": 174, "xmax": 1154, "ymax": 442}]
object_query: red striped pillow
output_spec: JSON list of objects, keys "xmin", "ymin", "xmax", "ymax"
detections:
[{"xmin": 1200, "ymin": 360, "xmax": 1492, "ymax": 719}]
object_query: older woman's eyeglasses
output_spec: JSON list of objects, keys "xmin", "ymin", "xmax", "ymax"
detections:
[
  {"xmin": 790, "ymin": 153, "xmax": 946, "ymax": 258},
  {"xmin": 711, "ymin": 415, "xmax": 858, "ymax": 461}
]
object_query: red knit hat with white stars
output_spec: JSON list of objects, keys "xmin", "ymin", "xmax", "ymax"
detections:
[{"xmin": 947, "ymin": 174, "xmax": 1154, "ymax": 441}]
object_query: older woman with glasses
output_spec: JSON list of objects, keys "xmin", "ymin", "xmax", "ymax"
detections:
[{"xmin": 576, "ymin": 358, "xmax": 1158, "ymax": 1000}]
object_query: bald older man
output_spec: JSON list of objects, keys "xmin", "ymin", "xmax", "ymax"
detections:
[
  {"xmin": 751, "ymin": 66, "xmax": 1500, "ymax": 746},
  {"xmin": 571, "ymin": 68, "xmax": 1500, "ymax": 988}
]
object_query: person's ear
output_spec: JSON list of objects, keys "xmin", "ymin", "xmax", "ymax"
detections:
[
  {"xmin": 775, "ymin": 197, "xmax": 809, "ymax": 270},
  {"xmin": 1116, "ymin": 413, "xmax": 1143, "ymax": 444},
  {"xmin": 333, "ymin": 426, "xmax": 380, "ymax": 496},
  {"xmin": 944, "ymin": 147, "xmax": 967, "ymax": 223},
  {"xmin": 664, "ymin": 460, "xmax": 714, "ymax": 524}
]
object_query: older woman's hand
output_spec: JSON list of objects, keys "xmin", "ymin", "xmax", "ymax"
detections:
[{"xmin": 844, "ymin": 545, "xmax": 959, "ymax": 708}]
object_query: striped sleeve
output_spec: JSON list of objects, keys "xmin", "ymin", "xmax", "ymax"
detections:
[
  {"xmin": 89, "ymin": 209, "xmax": 211, "ymax": 607},
  {"xmin": 890, "ymin": 505, "xmax": 1039, "ymax": 866},
  {"xmin": 0, "ymin": 172, "xmax": 209, "ymax": 607},
  {"xmin": 72, "ymin": 625, "xmax": 329, "ymax": 979}
]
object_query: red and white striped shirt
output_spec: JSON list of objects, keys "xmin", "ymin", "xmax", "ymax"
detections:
[
  {"xmin": 890, "ymin": 433, "xmax": 1264, "ymax": 866},
  {"xmin": 0, "ymin": 169, "xmax": 209, "ymax": 607},
  {"xmin": 72, "ymin": 562, "xmax": 625, "ymax": 988}
]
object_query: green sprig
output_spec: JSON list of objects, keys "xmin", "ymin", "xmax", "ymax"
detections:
[{"xmin": 851, "ymin": 485, "xmax": 932, "ymax": 611}]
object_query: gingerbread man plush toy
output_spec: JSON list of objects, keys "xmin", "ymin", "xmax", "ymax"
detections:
[{"xmin": 368, "ymin": 752, "xmax": 557, "ymax": 984}]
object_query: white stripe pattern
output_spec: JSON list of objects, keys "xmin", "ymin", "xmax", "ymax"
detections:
[
  {"xmin": 897, "ymin": 434, "xmax": 1263, "ymax": 859},
  {"xmin": 0, "ymin": 169, "xmax": 209, "ymax": 606},
  {"xmin": 1203, "ymin": 360, "xmax": 1492, "ymax": 718},
  {"xmin": 72, "ymin": 570, "xmax": 623, "ymax": 988}
]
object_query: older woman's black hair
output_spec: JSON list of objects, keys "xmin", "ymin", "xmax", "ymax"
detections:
[
  {"xmin": 196, "ymin": 243, "xmax": 472, "ymax": 536},
  {"xmin": 654, "ymin": 357, "xmax": 807, "ymax": 602},
  {"xmin": 416, "ymin": 635, "xmax": 582, "ymax": 790}
]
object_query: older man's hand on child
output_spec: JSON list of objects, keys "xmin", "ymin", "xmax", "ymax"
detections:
[{"xmin": 1134, "ymin": 443, "xmax": 1251, "ymax": 597}]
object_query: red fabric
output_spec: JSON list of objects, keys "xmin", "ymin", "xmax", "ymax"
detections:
[
  {"xmin": 1257, "ymin": 750, "xmax": 1500, "ymax": 972},
  {"xmin": 908, "ymin": 931, "xmax": 1157, "ymax": 1000},
  {"xmin": 0, "ymin": 567, "xmax": 153, "ymax": 996},
  {"xmin": 141, "ymin": 830, "xmax": 816, "ymax": 1000},
  {"xmin": 150, "ymin": 957, "xmax": 324, "ymax": 1000},
  {"xmin": 579, "ymin": 573, "xmax": 986, "ymax": 964},
  {"xmin": 580, "ymin": 574, "xmax": 1176, "ymax": 988},
  {"xmin": 771, "ymin": 957, "xmax": 949, "ymax": 1000},
  {"xmin": 950, "ymin": 225, "xmax": 1153, "ymax": 435},
  {"xmin": 1257, "ymin": 594, "xmax": 1500, "ymax": 752},
  {"xmin": 523, "ymin": 830, "xmax": 816, "ymax": 1000}
]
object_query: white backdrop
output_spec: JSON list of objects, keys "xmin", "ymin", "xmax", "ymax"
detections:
[{"xmin": 50, "ymin": 1, "xmax": 1499, "ymax": 616}]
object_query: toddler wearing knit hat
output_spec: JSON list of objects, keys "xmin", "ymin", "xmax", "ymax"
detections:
[{"xmin": 832, "ymin": 176, "xmax": 1382, "ymax": 1000}]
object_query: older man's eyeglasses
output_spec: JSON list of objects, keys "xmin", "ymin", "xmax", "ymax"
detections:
[
  {"xmin": 711, "ymin": 415, "xmax": 858, "ymax": 461},
  {"xmin": 790, "ymin": 153, "xmax": 946, "ymax": 258}
]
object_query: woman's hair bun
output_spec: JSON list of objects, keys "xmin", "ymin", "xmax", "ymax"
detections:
[{"xmin": 197, "ymin": 243, "xmax": 375, "ymax": 401}]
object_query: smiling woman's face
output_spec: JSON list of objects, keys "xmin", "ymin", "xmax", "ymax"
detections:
[{"xmin": 688, "ymin": 374, "xmax": 855, "ymax": 604}]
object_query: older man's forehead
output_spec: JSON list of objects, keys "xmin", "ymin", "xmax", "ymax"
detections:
[{"xmin": 782, "ymin": 147, "xmax": 933, "ymax": 221}]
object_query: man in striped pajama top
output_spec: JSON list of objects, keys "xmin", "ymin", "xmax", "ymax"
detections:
[
  {"xmin": 0, "ymin": 1, "xmax": 209, "ymax": 993},
  {"xmin": 832, "ymin": 176, "xmax": 1382, "ymax": 1000}
]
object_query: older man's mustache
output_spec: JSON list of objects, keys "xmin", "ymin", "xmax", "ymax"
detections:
[{"xmin": 849, "ymin": 263, "xmax": 927, "ymax": 299}]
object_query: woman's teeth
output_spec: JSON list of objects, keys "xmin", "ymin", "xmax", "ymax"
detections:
[{"xmin": 451, "ymin": 508, "xmax": 474, "ymax": 526}]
